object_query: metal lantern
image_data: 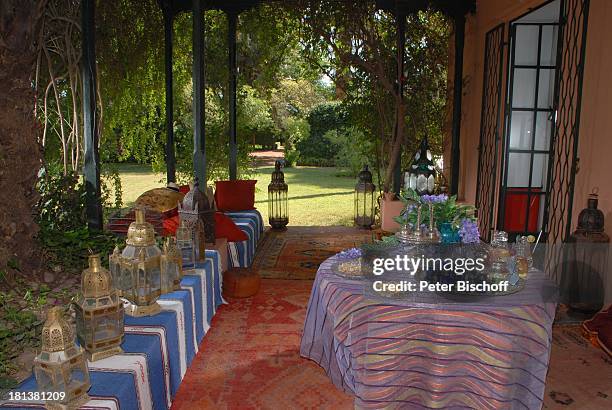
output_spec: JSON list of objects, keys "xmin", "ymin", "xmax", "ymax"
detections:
[
  {"xmin": 354, "ymin": 165, "xmax": 376, "ymax": 228},
  {"xmin": 268, "ymin": 160, "xmax": 289, "ymax": 230},
  {"xmin": 160, "ymin": 237, "xmax": 183, "ymax": 294},
  {"xmin": 34, "ymin": 307, "xmax": 91, "ymax": 409},
  {"xmin": 404, "ymin": 136, "xmax": 437, "ymax": 195},
  {"xmin": 564, "ymin": 190, "xmax": 610, "ymax": 313},
  {"xmin": 176, "ymin": 219, "xmax": 196, "ymax": 268},
  {"xmin": 178, "ymin": 179, "xmax": 208, "ymax": 259},
  {"xmin": 110, "ymin": 208, "xmax": 162, "ymax": 317},
  {"xmin": 75, "ymin": 254, "xmax": 124, "ymax": 362}
]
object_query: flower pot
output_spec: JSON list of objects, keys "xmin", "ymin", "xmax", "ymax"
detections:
[{"xmin": 439, "ymin": 222, "xmax": 460, "ymax": 244}]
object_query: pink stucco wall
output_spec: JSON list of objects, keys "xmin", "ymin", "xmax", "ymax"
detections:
[{"xmin": 456, "ymin": 0, "xmax": 612, "ymax": 236}]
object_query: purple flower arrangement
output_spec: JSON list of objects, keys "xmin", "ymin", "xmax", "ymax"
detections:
[
  {"xmin": 420, "ymin": 194, "xmax": 448, "ymax": 204},
  {"xmin": 458, "ymin": 219, "xmax": 480, "ymax": 244},
  {"xmin": 337, "ymin": 248, "xmax": 362, "ymax": 260}
]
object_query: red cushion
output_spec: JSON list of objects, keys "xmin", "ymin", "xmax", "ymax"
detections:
[
  {"xmin": 163, "ymin": 215, "xmax": 180, "ymax": 236},
  {"xmin": 215, "ymin": 212, "xmax": 248, "ymax": 242},
  {"xmin": 214, "ymin": 180, "xmax": 257, "ymax": 212}
]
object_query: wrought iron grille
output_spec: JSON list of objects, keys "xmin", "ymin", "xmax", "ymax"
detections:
[
  {"xmin": 545, "ymin": 0, "xmax": 590, "ymax": 245},
  {"xmin": 475, "ymin": 24, "xmax": 504, "ymax": 241}
]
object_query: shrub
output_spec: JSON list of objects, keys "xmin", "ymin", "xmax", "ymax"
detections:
[
  {"xmin": 36, "ymin": 163, "xmax": 121, "ymax": 270},
  {"xmin": 294, "ymin": 102, "xmax": 346, "ymax": 166}
]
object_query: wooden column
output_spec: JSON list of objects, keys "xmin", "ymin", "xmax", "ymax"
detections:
[
  {"xmin": 164, "ymin": 6, "xmax": 176, "ymax": 183},
  {"xmin": 450, "ymin": 13, "xmax": 466, "ymax": 196},
  {"xmin": 228, "ymin": 11, "xmax": 238, "ymax": 180},
  {"xmin": 192, "ymin": 0, "xmax": 206, "ymax": 191},
  {"xmin": 81, "ymin": 0, "xmax": 103, "ymax": 230}
]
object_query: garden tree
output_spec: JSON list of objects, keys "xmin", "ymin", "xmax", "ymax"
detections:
[
  {"xmin": 0, "ymin": 0, "xmax": 47, "ymax": 282},
  {"xmin": 269, "ymin": 78, "xmax": 327, "ymax": 146},
  {"xmin": 288, "ymin": 0, "xmax": 450, "ymax": 191},
  {"xmin": 35, "ymin": 0, "xmax": 87, "ymax": 175}
]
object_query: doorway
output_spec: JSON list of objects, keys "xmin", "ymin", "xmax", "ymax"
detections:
[{"xmin": 498, "ymin": 0, "xmax": 561, "ymax": 239}]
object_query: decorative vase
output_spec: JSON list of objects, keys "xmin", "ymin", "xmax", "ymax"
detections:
[{"xmin": 439, "ymin": 222, "xmax": 460, "ymax": 244}]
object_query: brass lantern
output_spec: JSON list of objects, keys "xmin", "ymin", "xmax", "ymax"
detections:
[
  {"xmin": 75, "ymin": 254, "xmax": 124, "ymax": 362},
  {"xmin": 404, "ymin": 136, "xmax": 437, "ymax": 195},
  {"xmin": 160, "ymin": 237, "xmax": 183, "ymax": 293},
  {"xmin": 176, "ymin": 219, "xmax": 196, "ymax": 268},
  {"xmin": 268, "ymin": 160, "xmax": 289, "ymax": 230},
  {"xmin": 112, "ymin": 208, "xmax": 162, "ymax": 317},
  {"xmin": 34, "ymin": 307, "xmax": 91, "ymax": 409},
  {"xmin": 354, "ymin": 165, "xmax": 375, "ymax": 228}
]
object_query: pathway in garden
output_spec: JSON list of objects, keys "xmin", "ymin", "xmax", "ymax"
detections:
[{"xmin": 249, "ymin": 149, "xmax": 284, "ymax": 167}]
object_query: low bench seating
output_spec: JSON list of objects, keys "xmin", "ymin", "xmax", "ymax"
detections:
[
  {"xmin": 225, "ymin": 210, "xmax": 264, "ymax": 268},
  {"xmin": 2, "ymin": 256, "xmax": 224, "ymax": 410}
]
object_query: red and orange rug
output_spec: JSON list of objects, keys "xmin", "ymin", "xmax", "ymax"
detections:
[
  {"xmin": 171, "ymin": 279, "xmax": 353, "ymax": 409},
  {"xmin": 252, "ymin": 226, "xmax": 372, "ymax": 280}
]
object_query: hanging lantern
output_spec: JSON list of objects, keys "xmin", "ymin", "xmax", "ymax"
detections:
[
  {"xmin": 175, "ymin": 220, "xmax": 196, "ymax": 268},
  {"xmin": 563, "ymin": 189, "xmax": 610, "ymax": 314},
  {"xmin": 268, "ymin": 160, "xmax": 289, "ymax": 230},
  {"xmin": 110, "ymin": 208, "xmax": 162, "ymax": 317},
  {"xmin": 178, "ymin": 179, "xmax": 208, "ymax": 259},
  {"xmin": 404, "ymin": 136, "xmax": 437, "ymax": 195},
  {"xmin": 34, "ymin": 307, "xmax": 91, "ymax": 409},
  {"xmin": 354, "ymin": 165, "xmax": 376, "ymax": 228},
  {"xmin": 160, "ymin": 237, "xmax": 183, "ymax": 293},
  {"xmin": 75, "ymin": 254, "xmax": 124, "ymax": 362}
]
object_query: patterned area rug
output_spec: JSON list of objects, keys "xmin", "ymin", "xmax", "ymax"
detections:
[
  {"xmin": 172, "ymin": 280, "xmax": 612, "ymax": 409},
  {"xmin": 252, "ymin": 226, "xmax": 372, "ymax": 280},
  {"xmin": 171, "ymin": 279, "xmax": 353, "ymax": 409}
]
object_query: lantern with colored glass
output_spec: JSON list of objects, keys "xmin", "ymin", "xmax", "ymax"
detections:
[
  {"xmin": 75, "ymin": 254, "xmax": 124, "ymax": 361},
  {"xmin": 354, "ymin": 165, "xmax": 376, "ymax": 228},
  {"xmin": 268, "ymin": 160, "xmax": 289, "ymax": 230},
  {"xmin": 34, "ymin": 307, "xmax": 91, "ymax": 409},
  {"xmin": 176, "ymin": 219, "xmax": 196, "ymax": 269},
  {"xmin": 109, "ymin": 208, "xmax": 162, "ymax": 317},
  {"xmin": 404, "ymin": 136, "xmax": 437, "ymax": 195},
  {"xmin": 160, "ymin": 237, "xmax": 183, "ymax": 294}
]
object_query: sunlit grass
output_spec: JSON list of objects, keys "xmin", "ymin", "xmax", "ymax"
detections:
[{"xmin": 115, "ymin": 164, "xmax": 356, "ymax": 226}]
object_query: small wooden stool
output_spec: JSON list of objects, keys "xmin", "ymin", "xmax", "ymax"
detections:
[{"xmin": 223, "ymin": 268, "xmax": 261, "ymax": 298}]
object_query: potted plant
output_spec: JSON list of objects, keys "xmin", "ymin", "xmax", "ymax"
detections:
[{"xmin": 394, "ymin": 188, "xmax": 479, "ymax": 244}]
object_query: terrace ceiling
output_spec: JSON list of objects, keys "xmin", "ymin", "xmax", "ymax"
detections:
[{"xmin": 159, "ymin": 0, "xmax": 476, "ymax": 17}]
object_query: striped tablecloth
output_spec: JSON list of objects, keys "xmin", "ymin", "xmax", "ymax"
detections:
[
  {"xmin": 300, "ymin": 254, "xmax": 557, "ymax": 409},
  {"xmin": 225, "ymin": 210, "xmax": 264, "ymax": 268},
  {"xmin": 2, "ymin": 256, "xmax": 225, "ymax": 410}
]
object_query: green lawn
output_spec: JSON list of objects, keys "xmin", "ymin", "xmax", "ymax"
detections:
[{"xmin": 114, "ymin": 164, "xmax": 356, "ymax": 226}]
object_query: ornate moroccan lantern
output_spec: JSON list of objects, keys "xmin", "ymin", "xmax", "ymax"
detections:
[
  {"xmin": 268, "ymin": 160, "xmax": 289, "ymax": 230},
  {"xmin": 34, "ymin": 307, "xmax": 91, "ymax": 409},
  {"xmin": 404, "ymin": 136, "xmax": 436, "ymax": 195},
  {"xmin": 110, "ymin": 208, "xmax": 162, "ymax": 317},
  {"xmin": 354, "ymin": 165, "xmax": 376, "ymax": 228},
  {"xmin": 175, "ymin": 220, "xmax": 196, "ymax": 268},
  {"xmin": 75, "ymin": 254, "xmax": 124, "ymax": 361},
  {"xmin": 160, "ymin": 237, "xmax": 183, "ymax": 293},
  {"xmin": 178, "ymin": 179, "xmax": 209, "ymax": 259},
  {"xmin": 564, "ymin": 189, "xmax": 610, "ymax": 314}
]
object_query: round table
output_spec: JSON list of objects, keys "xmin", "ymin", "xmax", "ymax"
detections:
[{"xmin": 300, "ymin": 253, "xmax": 557, "ymax": 409}]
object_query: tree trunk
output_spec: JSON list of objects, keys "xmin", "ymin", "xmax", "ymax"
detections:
[
  {"xmin": 383, "ymin": 98, "xmax": 405, "ymax": 192},
  {"xmin": 0, "ymin": 0, "xmax": 46, "ymax": 281}
]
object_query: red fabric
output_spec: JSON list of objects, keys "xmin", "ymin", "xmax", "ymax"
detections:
[
  {"xmin": 163, "ymin": 215, "xmax": 180, "ymax": 236},
  {"xmin": 215, "ymin": 212, "xmax": 247, "ymax": 242},
  {"xmin": 214, "ymin": 180, "xmax": 257, "ymax": 212},
  {"xmin": 179, "ymin": 185, "xmax": 190, "ymax": 194}
]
